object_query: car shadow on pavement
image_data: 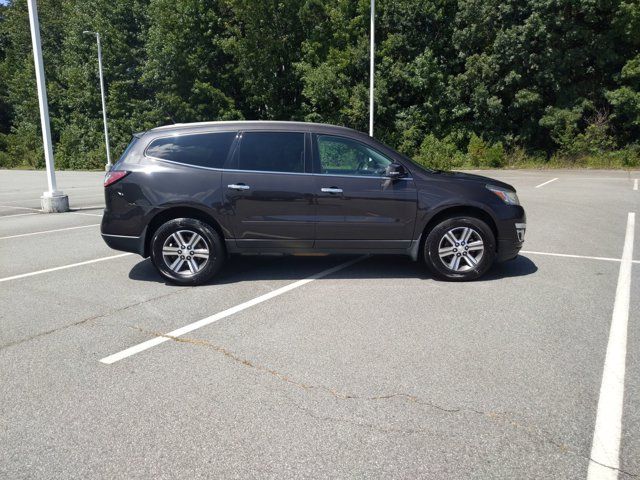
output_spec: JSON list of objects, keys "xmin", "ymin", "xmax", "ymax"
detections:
[{"xmin": 128, "ymin": 253, "xmax": 537, "ymax": 285}]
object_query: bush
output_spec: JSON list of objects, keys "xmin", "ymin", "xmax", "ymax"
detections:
[
  {"xmin": 4, "ymin": 125, "xmax": 45, "ymax": 169},
  {"xmin": 466, "ymin": 134, "xmax": 505, "ymax": 168},
  {"xmin": 56, "ymin": 123, "xmax": 106, "ymax": 170},
  {"xmin": 563, "ymin": 111, "xmax": 616, "ymax": 157},
  {"xmin": 0, "ymin": 133, "xmax": 12, "ymax": 168},
  {"xmin": 414, "ymin": 134, "xmax": 463, "ymax": 170}
]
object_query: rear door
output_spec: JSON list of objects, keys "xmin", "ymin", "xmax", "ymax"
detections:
[
  {"xmin": 222, "ymin": 131, "xmax": 316, "ymax": 249},
  {"xmin": 312, "ymin": 134, "xmax": 417, "ymax": 250}
]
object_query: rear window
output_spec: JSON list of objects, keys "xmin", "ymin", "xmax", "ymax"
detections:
[
  {"xmin": 237, "ymin": 132, "xmax": 305, "ymax": 173},
  {"xmin": 118, "ymin": 136, "xmax": 139, "ymax": 164},
  {"xmin": 145, "ymin": 131, "xmax": 236, "ymax": 168}
]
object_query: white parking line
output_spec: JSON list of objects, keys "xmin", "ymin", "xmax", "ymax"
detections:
[
  {"xmin": 0, "ymin": 205, "xmax": 41, "ymax": 211},
  {"xmin": 520, "ymin": 250, "xmax": 640, "ymax": 264},
  {"xmin": 0, "ymin": 253, "xmax": 132, "ymax": 283},
  {"xmin": 634, "ymin": 178, "xmax": 638, "ymax": 191},
  {"xmin": 587, "ymin": 212, "xmax": 635, "ymax": 480},
  {"xmin": 100, "ymin": 255, "xmax": 367, "ymax": 365},
  {"xmin": 0, "ymin": 212, "xmax": 40, "ymax": 219},
  {"xmin": 534, "ymin": 178, "xmax": 558, "ymax": 188},
  {"xmin": 72, "ymin": 205, "xmax": 104, "ymax": 210},
  {"xmin": 0, "ymin": 223, "xmax": 100, "ymax": 240},
  {"xmin": 69, "ymin": 211, "xmax": 102, "ymax": 217}
]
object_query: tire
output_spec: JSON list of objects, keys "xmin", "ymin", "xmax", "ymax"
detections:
[
  {"xmin": 423, "ymin": 216, "xmax": 496, "ymax": 281},
  {"xmin": 150, "ymin": 218, "xmax": 225, "ymax": 285}
]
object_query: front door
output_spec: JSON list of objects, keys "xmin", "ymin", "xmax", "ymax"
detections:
[
  {"xmin": 313, "ymin": 134, "xmax": 417, "ymax": 250},
  {"xmin": 222, "ymin": 131, "xmax": 316, "ymax": 249}
]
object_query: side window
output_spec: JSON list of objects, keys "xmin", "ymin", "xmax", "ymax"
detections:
[
  {"xmin": 237, "ymin": 132, "xmax": 305, "ymax": 173},
  {"xmin": 145, "ymin": 131, "xmax": 236, "ymax": 168},
  {"xmin": 317, "ymin": 135, "xmax": 392, "ymax": 176}
]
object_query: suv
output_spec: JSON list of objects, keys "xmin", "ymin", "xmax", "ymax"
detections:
[{"xmin": 101, "ymin": 121, "xmax": 525, "ymax": 284}]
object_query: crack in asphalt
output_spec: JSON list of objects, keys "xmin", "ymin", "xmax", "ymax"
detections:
[
  {"xmin": 128, "ymin": 326, "xmax": 459, "ymax": 412},
  {"xmin": 130, "ymin": 326, "xmax": 637, "ymax": 477},
  {"xmin": 0, "ymin": 288, "xmax": 188, "ymax": 351}
]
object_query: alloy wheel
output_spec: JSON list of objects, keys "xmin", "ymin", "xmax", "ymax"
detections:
[
  {"xmin": 438, "ymin": 227, "xmax": 484, "ymax": 272},
  {"xmin": 162, "ymin": 229, "xmax": 210, "ymax": 276}
]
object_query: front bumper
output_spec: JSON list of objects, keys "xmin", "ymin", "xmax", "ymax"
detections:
[{"xmin": 495, "ymin": 208, "xmax": 526, "ymax": 262}]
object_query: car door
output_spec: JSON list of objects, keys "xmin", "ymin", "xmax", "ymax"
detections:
[
  {"xmin": 222, "ymin": 131, "xmax": 316, "ymax": 249},
  {"xmin": 312, "ymin": 134, "xmax": 417, "ymax": 250}
]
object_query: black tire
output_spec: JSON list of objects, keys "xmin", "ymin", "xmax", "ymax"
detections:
[
  {"xmin": 150, "ymin": 218, "xmax": 225, "ymax": 285},
  {"xmin": 423, "ymin": 216, "xmax": 496, "ymax": 281}
]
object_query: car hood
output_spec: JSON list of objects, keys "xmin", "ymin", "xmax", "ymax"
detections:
[{"xmin": 432, "ymin": 170, "xmax": 516, "ymax": 191}]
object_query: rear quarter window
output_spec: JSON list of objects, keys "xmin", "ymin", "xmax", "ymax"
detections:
[{"xmin": 145, "ymin": 131, "xmax": 236, "ymax": 168}]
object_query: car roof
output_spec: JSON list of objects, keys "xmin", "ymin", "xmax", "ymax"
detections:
[{"xmin": 146, "ymin": 120, "xmax": 370, "ymax": 140}]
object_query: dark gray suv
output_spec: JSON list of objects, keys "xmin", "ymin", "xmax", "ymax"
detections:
[{"xmin": 101, "ymin": 121, "xmax": 526, "ymax": 284}]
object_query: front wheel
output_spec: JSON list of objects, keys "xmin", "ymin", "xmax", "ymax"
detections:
[
  {"xmin": 423, "ymin": 216, "xmax": 496, "ymax": 281},
  {"xmin": 150, "ymin": 218, "xmax": 225, "ymax": 285}
]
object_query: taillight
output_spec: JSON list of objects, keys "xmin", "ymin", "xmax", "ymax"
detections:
[{"xmin": 104, "ymin": 170, "xmax": 130, "ymax": 187}]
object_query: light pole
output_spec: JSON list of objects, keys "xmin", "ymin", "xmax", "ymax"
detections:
[
  {"xmin": 83, "ymin": 31, "xmax": 112, "ymax": 171},
  {"xmin": 27, "ymin": 0, "xmax": 68, "ymax": 212},
  {"xmin": 369, "ymin": 0, "xmax": 375, "ymax": 137}
]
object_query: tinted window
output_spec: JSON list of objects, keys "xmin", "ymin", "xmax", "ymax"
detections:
[
  {"xmin": 317, "ymin": 135, "xmax": 392, "ymax": 176},
  {"xmin": 146, "ymin": 132, "xmax": 236, "ymax": 168},
  {"xmin": 238, "ymin": 132, "xmax": 305, "ymax": 173}
]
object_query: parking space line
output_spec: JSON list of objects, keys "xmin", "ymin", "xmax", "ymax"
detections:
[
  {"xmin": 587, "ymin": 212, "xmax": 635, "ymax": 480},
  {"xmin": 534, "ymin": 177, "xmax": 558, "ymax": 188},
  {"xmin": 0, "ymin": 224, "xmax": 100, "ymax": 240},
  {"xmin": 71, "ymin": 205, "xmax": 104, "ymax": 210},
  {"xmin": 0, "ymin": 253, "xmax": 132, "ymax": 283},
  {"xmin": 69, "ymin": 212, "xmax": 102, "ymax": 217},
  {"xmin": 0, "ymin": 205, "xmax": 41, "ymax": 211},
  {"xmin": 520, "ymin": 250, "xmax": 636, "ymax": 264},
  {"xmin": 0, "ymin": 212, "xmax": 40, "ymax": 219},
  {"xmin": 634, "ymin": 178, "xmax": 638, "ymax": 191},
  {"xmin": 100, "ymin": 255, "xmax": 367, "ymax": 365}
]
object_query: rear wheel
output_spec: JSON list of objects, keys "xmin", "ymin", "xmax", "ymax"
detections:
[
  {"xmin": 423, "ymin": 216, "xmax": 495, "ymax": 281},
  {"xmin": 150, "ymin": 218, "xmax": 225, "ymax": 285}
]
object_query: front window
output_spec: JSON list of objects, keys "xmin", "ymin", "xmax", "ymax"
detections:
[{"xmin": 316, "ymin": 135, "xmax": 392, "ymax": 176}]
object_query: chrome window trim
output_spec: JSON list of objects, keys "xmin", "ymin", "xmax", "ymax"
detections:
[
  {"xmin": 312, "ymin": 173, "xmax": 414, "ymax": 181},
  {"xmin": 143, "ymin": 129, "xmax": 416, "ymax": 180},
  {"xmin": 142, "ymin": 158, "xmax": 414, "ymax": 180},
  {"xmin": 225, "ymin": 168, "xmax": 311, "ymax": 176},
  {"xmin": 145, "ymin": 156, "xmax": 227, "ymax": 172}
]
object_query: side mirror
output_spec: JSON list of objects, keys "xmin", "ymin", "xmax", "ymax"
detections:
[{"xmin": 385, "ymin": 163, "xmax": 407, "ymax": 179}]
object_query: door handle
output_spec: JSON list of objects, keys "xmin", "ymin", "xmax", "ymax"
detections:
[
  {"xmin": 321, "ymin": 187, "xmax": 343, "ymax": 194},
  {"xmin": 227, "ymin": 184, "xmax": 250, "ymax": 191}
]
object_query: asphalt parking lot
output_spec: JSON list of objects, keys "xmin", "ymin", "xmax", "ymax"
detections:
[{"xmin": 0, "ymin": 168, "xmax": 638, "ymax": 479}]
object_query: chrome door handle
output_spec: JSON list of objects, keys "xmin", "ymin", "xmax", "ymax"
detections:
[
  {"xmin": 227, "ymin": 184, "xmax": 250, "ymax": 191},
  {"xmin": 321, "ymin": 187, "xmax": 343, "ymax": 194}
]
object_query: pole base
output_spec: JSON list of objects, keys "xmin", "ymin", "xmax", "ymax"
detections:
[
  {"xmin": 41, "ymin": 192, "xmax": 69, "ymax": 213},
  {"xmin": 105, "ymin": 164, "xmax": 112, "ymax": 172}
]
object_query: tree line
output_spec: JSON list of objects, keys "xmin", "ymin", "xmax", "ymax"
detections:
[{"xmin": 0, "ymin": 0, "xmax": 639, "ymax": 170}]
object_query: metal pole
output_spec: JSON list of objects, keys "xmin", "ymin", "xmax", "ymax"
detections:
[
  {"xmin": 369, "ymin": 0, "xmax": 375, "ymax": 137},
  {"xmin": 27, "ymin": 0, "xmax": 68, "ymax": 212},
  {"xmin": 84, "ymin": 31, "xmax": 111, "ymax": 170},
  {"xmin": 95, "ymin": 33, "xmax": 112, "ymax": 169}
]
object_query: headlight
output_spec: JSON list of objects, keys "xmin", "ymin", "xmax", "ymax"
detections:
[{"xmin": 486, "ymin": 185, "xmax": 519, "ymax": 205}]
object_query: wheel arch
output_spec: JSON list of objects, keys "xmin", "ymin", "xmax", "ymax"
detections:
[
  {"xmin": 419, "ymin": 205, "xmax": 499, "ymax": 253},
  {"xmin": 143, "ymin": 206, "xmax": 226, "ymax": 257}
]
